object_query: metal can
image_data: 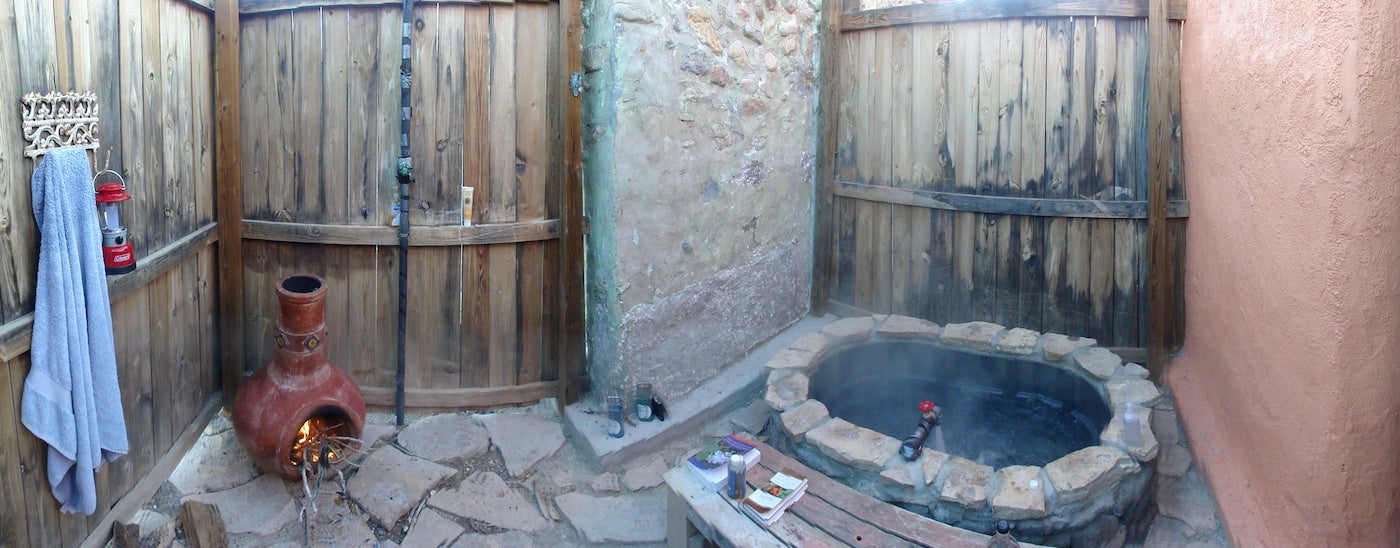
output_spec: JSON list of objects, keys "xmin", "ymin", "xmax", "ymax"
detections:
[
  {"xmin": 726, "ymin": 453, "xmax": 746, "ymax": 499},
  {"xmin": 606, "ymin": 395, "xmax": 624, "ymax": 438}
]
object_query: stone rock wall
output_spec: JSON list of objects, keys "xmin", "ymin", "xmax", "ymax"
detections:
[{"xmin": 582, "ymin": 0, "xmax": 822, "ymax": 401}]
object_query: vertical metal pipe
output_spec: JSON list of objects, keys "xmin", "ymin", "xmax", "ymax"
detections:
[{"xmin": 395, "ymin": 0, "xmax": 415, "ymax": 426}]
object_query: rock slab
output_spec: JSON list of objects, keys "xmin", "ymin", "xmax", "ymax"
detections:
[
  {"xmin": 1041, "ymin": 333, "xmax": 1097, "ymax": 361},
  {"xmin": 940, "ymin": 321, "xmax": 1006, "ymax": 351},
  {"xmin": 821, "ymin": 316, "xmax": 874, "ymax": 343},
  {"xmin": 430, "ymin": 471, "xmax": 549, "ymax": 532},
  {"xmin": 939, "ymin": 457, "xmax": 993, "ymax": 509},
  {"xmin": 764, "ymin": 369, "xmax": 810, "ymax": 412},
  {"xmin": 398, "ymin": 414, "xmax": 491, "ymax": 463},
  {"xmin": 168, "ymin": 429, "xmax": 260, "ymax": 495},
  {"xmin": 182, "ymin": 475, "xmax": 296, "ymax": 536},
  {"xmin": 479, "ymin": 413, "xmax": 566, "ymax": 477},
  {"xmin": 347, "ymin": 447, "xmax": 456, "ymax": 527},
  {"xmin": 990, "ymin": 466, "xmax": 1047, "ymax": 520},
  {"xmin": 401, "ymin": 508, "xmax": 465, "ymax": 548},
  {"xmin": 877, "ymin": 315, "xmax": 940, "ymax": 339},
  {"xmin": 1074, "ymin": 347, "xmax": 1123, "ymax": 379},
  {"xmin": 1044, "ymin": 446, "xmax": 1137, "ymax": 505},
  {"xmin": 622, "ymin": 456, "xmax": 669, "ymax": 491},
  {"xmin": 805, "ymin": 418, "xmax": 898, "ymax": 472},
  {"xmin": 993, "ymin": 328, "xmax": 1040, "ymax": 355},
  {"xmin": 555, "ymin": 491, "xmax": 667, "ymax": 544},
  {"xmin": 779, "ymin": 399, "xmax": 830, "ymax": 442}
]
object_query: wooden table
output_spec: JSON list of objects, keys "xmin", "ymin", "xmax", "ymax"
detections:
[{"xmin": 664, "ymin": 440, "xmax": 997, "ymax": 547}]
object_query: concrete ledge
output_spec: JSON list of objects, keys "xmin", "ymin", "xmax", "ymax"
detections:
[{"xmin": 564, "ymin": 314, "xmax": 836, "ymax": 470}]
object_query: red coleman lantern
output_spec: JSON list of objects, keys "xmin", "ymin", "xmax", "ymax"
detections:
[{"xmin": 94, "ymin": 170, "xmax": 135, "ymax": 275}]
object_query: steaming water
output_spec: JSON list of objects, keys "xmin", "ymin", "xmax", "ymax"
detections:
[
  {"xmin": 810, "ymin": 340, "xmax": 1111, "ymax": 469},
  {"xmin": 932, "ymin": 424, "xmax": 947, "ymax": 453}
]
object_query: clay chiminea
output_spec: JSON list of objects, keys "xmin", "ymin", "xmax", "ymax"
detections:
[{"xmin": 233, "ymin": 274, "xmax": 366, "ymax": 480}]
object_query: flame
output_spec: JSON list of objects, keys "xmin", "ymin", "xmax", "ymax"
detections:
[{"xmin": 290, "ymin": 416, "xmax": 351, "ymax": 468}]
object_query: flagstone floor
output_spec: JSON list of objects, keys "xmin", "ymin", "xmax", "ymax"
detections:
[{"xmin": 124, "ymin": 393, "xmax": 1226, "ymax": 547}]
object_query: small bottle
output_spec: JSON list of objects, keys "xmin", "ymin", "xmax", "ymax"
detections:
[
  {"xmin": 1123, "ymin": 402, "xmax": 1143, "ymax": 447},
  {"xmin": 726, "ymin": 453, "xmax": 746, "ymax": 499},
  {"xmin": 606, "ymin": 395, "xmax": 625, "ymax": 438},
  {"xmin": 635, "ymin": 382, "xmax": 654, "ymax": 422}
]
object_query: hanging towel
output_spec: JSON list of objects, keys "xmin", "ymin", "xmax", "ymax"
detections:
[{"xmin": 21, "ymin": 146, "xmax": 128, "ymax": 515}]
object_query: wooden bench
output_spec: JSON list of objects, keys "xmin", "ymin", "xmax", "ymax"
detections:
[{"xmin": 664, "ymin": 440, "xmax": 998, "ymax": 548}]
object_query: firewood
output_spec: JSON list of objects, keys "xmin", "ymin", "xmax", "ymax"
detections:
[{"xmin": 178, "ymin": 500, "xmax": 229, "ymax": 548}]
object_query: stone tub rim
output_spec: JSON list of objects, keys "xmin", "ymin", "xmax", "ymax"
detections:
[{"xmin": 763, "ymin": 315, "xmax": 1162, "ymax": 538}]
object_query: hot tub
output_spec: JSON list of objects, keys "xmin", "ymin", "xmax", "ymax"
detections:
[{"xmin": 764, "ymin": 316, "xmax": 1163, "ymax": 546}]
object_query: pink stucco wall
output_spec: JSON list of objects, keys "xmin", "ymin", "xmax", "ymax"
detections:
[{"xmin": 1171, "ymin": 0, "xmax": 1400, "ymax": 543}]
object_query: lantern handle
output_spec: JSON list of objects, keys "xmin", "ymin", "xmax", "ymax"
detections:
[{"xmin": 93, "ymin": 169, "xmax": 125, "ymax": 191}]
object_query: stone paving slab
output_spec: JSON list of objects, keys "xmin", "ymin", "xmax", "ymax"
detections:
[
  {"xmin": 940, "ymin": 321, "xmax": 1006, "ymax": 351},
  {"xmin": 168, "ymin": 429, "xmax": 261, "ymax": 495},
  {"xmin": 939, "ymin": 456, "xmax": 993, "ymax": 509},
  {"xmin": 821, "ymin": 316, "xmax": 874, "ymax": 343},
  {"xmin": 877, "ymin": 315, "xmax": 940, "ymax": 339},
  {"xmin": 479, "ymin": 413, "xmax": 566, "ymax": 478},
  {"xmin": 621, "ymin": 456, "xmax": 669, "ymax": 491},
  {"xmin": 993, "ymin": 327, "xmax": 1039, "ymax": 355},
  {"xmin": 450, "ymin": 531, "xmax": 538, "ymax": 548},
  {"xmin": 1157, "ymin": 469, "xmax": 1221, "ymax": 535},
  {"xmin": 1044, "ymin": 446, "xmax": 1137, "ymax": 506},
  {"xmin": 183, "ymin": 475, "xmax": 297, "ymax": 536},
  {"xmin": 430, "ymin": 471, "xmax": 549, "ymax": 532},
  {"xmin": 401, "ymin": 508, "xmax": 465, "ymax": 548},
  {"xmin": 554, "ymin": 491, "xmax": 667, "ymax": 544},
  {"xmin": 346, "ymin": 446, "xmax": 456, "ymax": 527},
  {"xmin": 990, "ymin": 466, "xmax": 1047, "ymax": 520},
  {"xmin": 398, "ymin": 414, "xmax": 490, "ymax": 463}
]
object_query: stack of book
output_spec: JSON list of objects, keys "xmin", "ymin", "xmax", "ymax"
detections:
[
  {"xmin": 685, "ymin": 435, "xmax": 761, "ymax": 491},
  {"xmin": 741, "ymin": 469, "xmax": 808, "ymax": 526}
]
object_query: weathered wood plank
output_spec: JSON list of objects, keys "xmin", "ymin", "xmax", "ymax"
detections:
[
  {"xmin": 832, "ymin": 197, "xmax": 856, "ymax": 306},
  {"xmin": 0, "ymin": 355, "xmax": 32, "ymax": 544},
  {"xmin": 319, "ymin": 6, "xmax": 350, "ymax": 226},
  {"xmin": 840, "ymin": 0, "xmax": 1189, "ymax": 31},
  {"xmin": 995, "ymin": 19, "xmax": 1023, "ymax": 196},
  {"xmin": 486, "ymin": 3, "xmax": 517, "ymax": 223},
  {"xmin": 1066, "ymin": 17, "xmax": 1093, "ymax": 198},
  {"xmin": 411, "ymin": 2, "xmax": 466, "ymax": 227},
  {"xmin": 889, "ymin": 26, "xmax": 913, "ymax": 189},
  {"xmin": 811, "ymin": 0, "xmax": 843, "ymax": 313},
  {"xmin": 147, "ymin": 254, "xmax": 177, "ymax": 451},
  {"xmin": 459, "ymin": 244, "xmax": 490, "ymax": 388},
  {"xmin": 241, "ymin": 218, "xmax": 563, "ymax": 245},
  {"xmin": 360, "ymin": 380, "xmax": 557, "ymax": 409},
  {"xmin": 162, "ymin": 0, "xmax": 192, "ymax": 246},
  {"xmin": 342, "ymin": 7, "xmax": 387, "ymax": 225},
  {"xmin": 291, "ymin": 6, "xmax": 326, "ymax": 224},
  {"xmin": 908, "ymin": 23, "xmax": 950, "ymax": 191},
  {"xmin": 343, "ymin": 246, "xmax": 392, "ymax": 387},
  {"xmin": 556, "ymin": 0, "xmax": 584, "ymax": 404},
  {"xmin": 406, "ymin": 247, "xmax": 461, "ymax": 389},
  {"xmin": 743, "ymin": 462, "xmax": 897, "ymax": 547},
  {"xmin": 1146, "ymin": 0, "xmax": 1171, "ymax": 377},
  {"xmin": 1091, "ymin": 18, "xmax": 1117, "ymax": 199},
  {"xmin": 239, "ymin": 0, "xmax": 544, "ymax": 16},
  {"xmin": 487, "ymin": 244, "xmax": 519, "ymax": 387},
  {"xmin": 0, "ymin": 0, "xmax": 29, "ymax": 326},
  {"xmin": 752, "ymin": 441, "xmax": 993, "ymax": 546},
  {"xmin": 216, "ymin": 0, "xmax": 246, "ymax": 400}
]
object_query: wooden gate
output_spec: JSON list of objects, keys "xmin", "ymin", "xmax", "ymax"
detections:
[
  {"xmin": 234, "ymin": 0, "xmax": 584, "ymax": 408},
  {"xmin": 813, "ymin": 0, "xmax": 1188, "ymax": 349}
]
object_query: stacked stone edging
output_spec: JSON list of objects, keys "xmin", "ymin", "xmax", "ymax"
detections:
[{"xmin": 763, "ymin": 315, "xmax": 1163, "ymax": 546}]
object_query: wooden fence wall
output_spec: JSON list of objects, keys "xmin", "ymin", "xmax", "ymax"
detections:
[
  {"xmin": 815, "ymin": 1, "xmax": 1188, "ymax": 348},
  {"xmin": 236, "ymin": 0, "xmax": 585, "ymax": 409},
  {"xmin": 0, "ymin": 0, "xmax": 221, "ymax": 545}
]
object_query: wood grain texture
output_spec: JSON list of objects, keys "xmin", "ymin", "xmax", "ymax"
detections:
[
  {"xmin": 239, "ymin": 0, "xmax": 542, "ymax": 16},
  {"xmin": 840, "ymin": 0, "xmax": 1188, "ymax": 31},
  {"xmin": 241, "ymin": 218, "xmax": 562, "ymax": 245},
  {"xmin": 1146, "ymin": 0, "xmax": 1171, "ymax": 377}
]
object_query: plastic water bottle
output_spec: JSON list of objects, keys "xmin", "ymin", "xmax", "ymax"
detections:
[{"xmin": 1123, "ymin": 402, "xmax": 1143, "ymax": 447}]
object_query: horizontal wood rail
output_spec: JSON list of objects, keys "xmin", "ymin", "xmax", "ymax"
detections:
[
  {"xmin": 360, "ymin": 381, "xmax": 557, "ymax": 409},
  {"xmin": 840, "ymin": 0, "xmax": 1187, "ymax": 31},
  {"xmin": 0, "ymin": 223, "xmax": 219, "ymax": 362},
  {"xmin": 834, "ymin": 181, "xmax": 1190, "ymax": 219},
  {"xmin": 181, "ymin": 0, "xmax": 214, "ymax": 13},
  {"xmin": 242, "ymin": 218, "xmax": 561, "ymax": 246},
  {"xmin": 239, "ymin": 0, "xmax": 553, "ymax": 15}
]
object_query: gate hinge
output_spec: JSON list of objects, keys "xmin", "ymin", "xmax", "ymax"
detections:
[{"xmin": 569, "ymin": 72, "xmax": 583, "ymax": 97}]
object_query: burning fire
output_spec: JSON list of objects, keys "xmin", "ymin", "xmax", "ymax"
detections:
[{"xmin": 290, "ymin": 416, "xmax": 355, "ymax": 467}]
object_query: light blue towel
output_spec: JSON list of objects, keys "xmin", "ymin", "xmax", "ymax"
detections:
[{"xmin": 21, "ymin": 146, "xmax": 128, "ymax": 515}]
